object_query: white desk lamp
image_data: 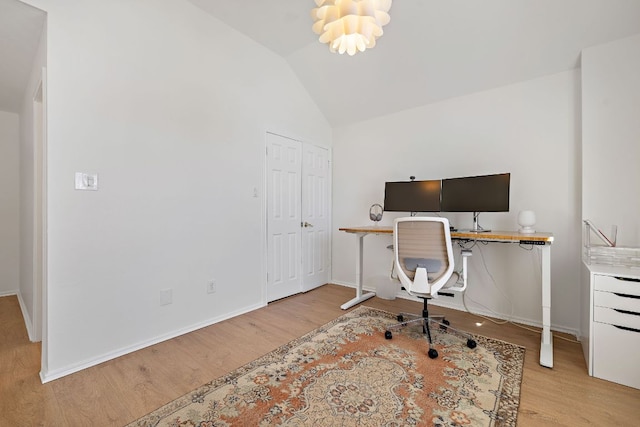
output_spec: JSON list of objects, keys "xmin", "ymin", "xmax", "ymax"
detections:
[{"xmin": 518, "ymin": 210, "xmax": 536, "ymax": 233}]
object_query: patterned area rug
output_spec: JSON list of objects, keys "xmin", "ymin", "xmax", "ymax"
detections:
[{"xmin": 127, "ymin": 306, "xmax": 524, "ymax": 427}]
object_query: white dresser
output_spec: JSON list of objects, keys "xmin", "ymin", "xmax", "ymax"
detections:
[{"xmin": 581, "ymin": 262, "xmax": 640, "ymax": 389}]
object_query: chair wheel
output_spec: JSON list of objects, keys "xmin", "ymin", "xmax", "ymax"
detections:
[
  {"xmin": 428, "ymin": 348, "xmax": 438, "ymax": 359},
  {"xmin": 467, "ymin": 339, "xmax": 477, "ymax": 349},
  {"xmin": 385, "ymin": 331, "xmax": 393, "ymax": 340},
  {"xmin": 397, "ymin": 315, "xmax": 404, "ymax": 322},
  {"xmin": 440, "ymin": 319, "xmax": 450, "ymax": 330}
]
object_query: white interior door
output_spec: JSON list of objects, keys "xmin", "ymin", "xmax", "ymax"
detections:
[
  {"xmin": 301, "ymin": 143, "xmax": 330, "ymax": 292},
  {"xmin": 266, "ymin": 133, "xmax": 330, "ymax": 302},
  {"xmin": 267, "ymin": 133, "xmax": 302, "ymax": 302}
]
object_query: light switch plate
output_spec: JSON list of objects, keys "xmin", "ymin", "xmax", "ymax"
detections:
[{"xmin": 75, "ymin": 172, "xmax": 98, "ymax": 190}]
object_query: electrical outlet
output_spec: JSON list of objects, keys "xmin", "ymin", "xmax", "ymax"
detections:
[
  {"xmin": 160, "ymin": 289, "xmax": 172, "ymax": 305},
  {"xmin": 207, "ymin": 280, "xmax": 216, "ymax": 294}
]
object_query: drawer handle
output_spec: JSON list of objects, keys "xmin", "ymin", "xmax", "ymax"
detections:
[
  {"xmin": 613, "ymin": 325, "xmax": 640, "ymax": 334},
  {"xmin": 613, "ymin": 308, "xmax": 640, "ymax": 317},
  {"xmin": 615, "ymin": 276, "xmax": 640, "ymax": 283},
  {"xmin": 614, "ymin": 292, "xmax": 640, "ymax": 300}
]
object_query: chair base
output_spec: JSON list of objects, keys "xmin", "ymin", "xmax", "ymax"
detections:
[{"xmin": 384, "ymin": 300, "xmax": 477, "ymax": 358}]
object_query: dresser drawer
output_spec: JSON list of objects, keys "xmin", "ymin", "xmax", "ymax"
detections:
[
  {"xmin": 594, "ymin": 306, "xmax": 640, "ymax": 330},
  {"xmin": 594, "ymin": 290, "xmax": 640, "ymax": 312},
  {"xmin": 594, "ymin": 274, "xmax": 640, "ymax": 296},
  {"xmin": 593, "ymin": 322, "xmax": 640, "ymax": 389}
]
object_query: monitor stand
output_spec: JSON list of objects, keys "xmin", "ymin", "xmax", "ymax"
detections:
[{"xmin": 463, "ymin": 212, "xmax": 491, "ymax": 233}]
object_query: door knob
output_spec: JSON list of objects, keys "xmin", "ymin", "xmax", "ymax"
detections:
[{"xmin": 303, "ymin": 222, "xmax": 314, "ymax": 228}]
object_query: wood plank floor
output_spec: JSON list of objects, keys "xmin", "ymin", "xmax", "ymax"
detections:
[{"xmin": 2, "ymin": 285, "xmax": 639, "ymax": 426}]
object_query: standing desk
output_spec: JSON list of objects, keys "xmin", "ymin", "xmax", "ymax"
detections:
[{"xmin": 338, "ymin": 225, "xmax": 555, "ymax": 368}]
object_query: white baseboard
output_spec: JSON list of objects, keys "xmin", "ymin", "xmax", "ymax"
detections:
[
  {"xmin": 40, "ymin": 301, "xmax": 266, "ymax": 383},
  {"xmin": 1, "ymin": 291, "xmax": 38, "ymax": 342},
  {"xmin": 16, "ymin": 292, "xmax": 37, "ymax": 342},
  {"xmin": 0, "ymin": 290, "xmax": 18, "ymax": 297}
]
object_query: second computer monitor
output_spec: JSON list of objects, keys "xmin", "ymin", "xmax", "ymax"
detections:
[{"xmin": 441, "ymin": 173, "xmax": 510, "ymax": 212}]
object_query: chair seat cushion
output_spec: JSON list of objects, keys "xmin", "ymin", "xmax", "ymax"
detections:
[{"xmin": 404, "ymin": 257, "xmax": 441, "ymax": 273}]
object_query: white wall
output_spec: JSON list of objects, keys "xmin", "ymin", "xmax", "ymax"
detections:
[
  {"xmin": 332, "ymin": 70, "xmax": 582, "ymax": 333},
  {"xmin": 582, "ymin": 33, "xmax": 640, "ymax": 246},
  {"xmin": 24, "ymin": 0, "xmax": 330, "ymax": 381},
  {"xmin": 0, "ymin": 111, "xmax": 20, "ymax": 296}
]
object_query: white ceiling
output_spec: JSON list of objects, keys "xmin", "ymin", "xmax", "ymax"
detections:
[
  {"xmin": 190, "ymin": 0, "xmax": 640, "ymax": 126},
  {"xmin": 2, "ymin": 1, "xmax": 640, "ymax": 126}
]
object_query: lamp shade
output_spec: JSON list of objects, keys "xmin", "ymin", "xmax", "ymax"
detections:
[
  {"xmin": 311, "ymin": 0, "xmax": 392, "ymax": 56},
  {"xmin": 517, "ymin": 210, "xmax": 536, "ymax": 234}
]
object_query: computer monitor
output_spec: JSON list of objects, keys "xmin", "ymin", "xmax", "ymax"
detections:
[
  {"xmin": 441, "ymin": 173, "xmax": 510, "ymax": 231},
  {"xmin": 383, "ymin": 180, "xmax": 441, "ymax": 213}
]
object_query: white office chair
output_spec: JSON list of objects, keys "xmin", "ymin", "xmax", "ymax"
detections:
[{"xmin": 384, "ymin": 217, "xmax": 477, "ymax": 359}]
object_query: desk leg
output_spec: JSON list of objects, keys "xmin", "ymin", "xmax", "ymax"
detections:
[
  {"xmin": 341, "ymin": 233, "xmax": 376, "ymax": 310},
  {"xmin": 539, "ymin": 244, "xmax": 553, "ymax": 368}
]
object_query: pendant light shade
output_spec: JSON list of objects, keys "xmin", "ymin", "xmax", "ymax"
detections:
[{"xmin": 311, "ymin": 0, "xmax": 392, "ymax": 56}]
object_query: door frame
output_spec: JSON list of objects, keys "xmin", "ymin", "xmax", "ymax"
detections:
[
  {"xmin": 262, "ymin": 131, "xmax": 332, "ymax": 305},
  {"xmin": 34, "ymin": 68, "xmax": 48, "ymax": 376}
]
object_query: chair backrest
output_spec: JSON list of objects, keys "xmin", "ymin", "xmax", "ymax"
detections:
[{"xmin": 393, "ymin": 217, "xmax": 455, "ymax": 297}]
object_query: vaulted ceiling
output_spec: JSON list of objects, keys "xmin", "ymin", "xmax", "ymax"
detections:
[
  {"xmin": 3, "ymin": 0, "xmax": 640, "ymax": 126},
  {"xmin": 189, "ymin": 0, "xmax": 640, "ymax": 126}
]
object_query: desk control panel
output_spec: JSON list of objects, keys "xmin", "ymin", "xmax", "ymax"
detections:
[{"xmin": 520, "ymin": 240, "xmax": 546, "ymax": 245}]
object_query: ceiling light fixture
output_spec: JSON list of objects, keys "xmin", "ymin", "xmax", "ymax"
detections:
[{"xmin": 311, "ymin": 0, "xmax": 392, "ymax": 56}]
